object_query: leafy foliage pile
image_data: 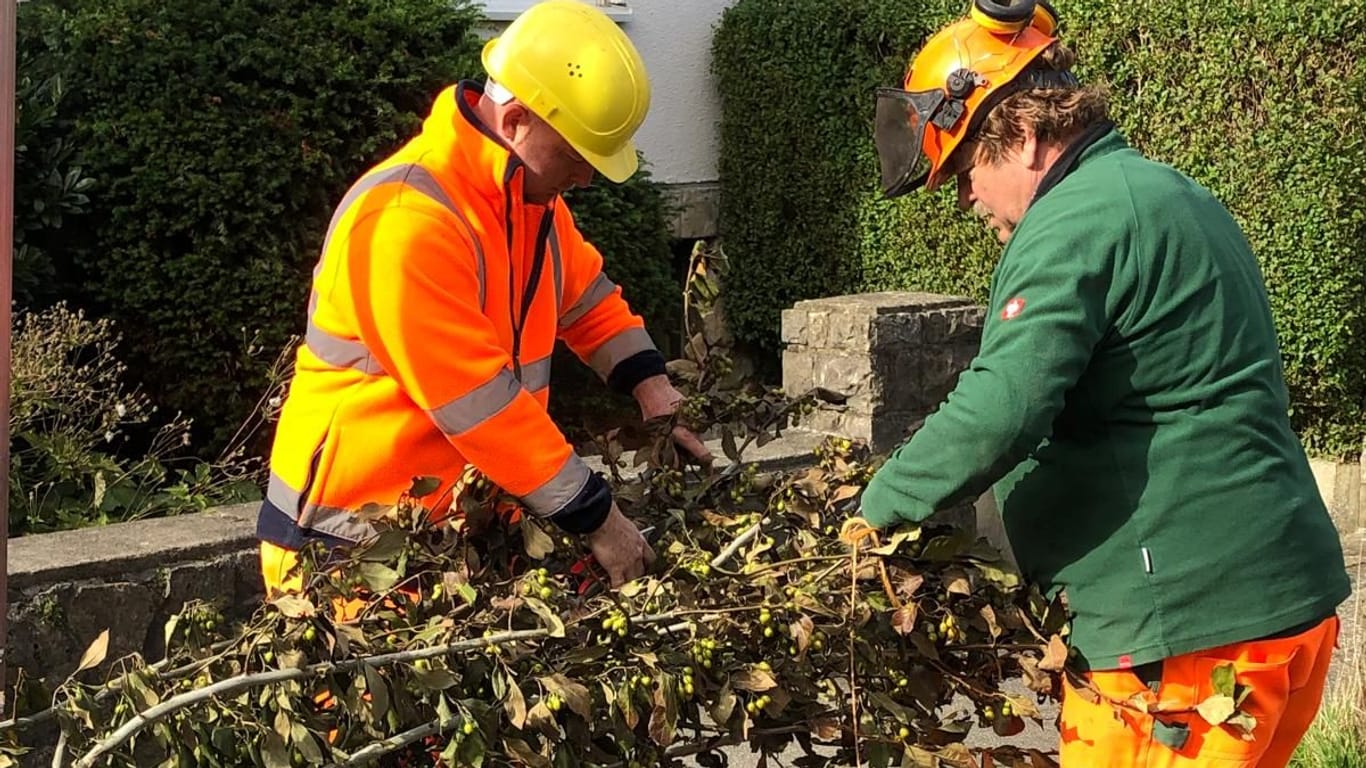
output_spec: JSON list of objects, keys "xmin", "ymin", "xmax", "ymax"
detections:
[
  {"xmin": 711, "ymin": 0, "xmax": 1366, "ymax": 456},
  {"xmin": 1, "ymin": 254, "xmax": 1257, "ymax": 767}
]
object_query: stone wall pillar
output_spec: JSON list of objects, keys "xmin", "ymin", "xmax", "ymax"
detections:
[{"xmin": 780, "ymin": 292, "xmax": 986, "ymax": 453}]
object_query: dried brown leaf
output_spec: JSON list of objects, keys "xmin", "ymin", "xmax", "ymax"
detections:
[
  {"xmin": 1038, "ymin": 634, "xmax": 1069, "ymax": 672},
  {"xmin": 790, "ymin": 616, "xmax": 814, "ymax": 653},
  {"xmin": 270, "ymin": 595, "xmax": 316, "ymax": 620},
  {"xmin": 898, "ymin": 572, "xmax": 926, "ymax": 599},
  {"xmin": 541, "ymin": 674, "xmax": 591, "ymax": 719},
  {"xmin": 980, "ymin": 604, "xmax": 1002, "ymax": 640},
  {"xmin": 943, "ymin": 568, "xmax": 972, "ymax": 596},
  {"xmin": 731, "ymin": 668, "xmax": 778, "ymax": 692},
  {"xmin": 1196, "ymin": 694, "xmax": 1236, "ymax": 725},
  {"xmin": 521, "ymin": 519, "xmax": 555, "ymax": 560},
  {"xmin": 504, "ymin": 738, "xmax": 552, "ymax": 768},
  {"xmin": 505, "ymin": 678, "xmax": 528, "ymax": 728},
  {"xmin": 892, "ymin": 604, "xmax": 919, "ymax": 635},
  {"xmin": 810, "ymin": 717, "xmax": 841, "ymax": 740}
]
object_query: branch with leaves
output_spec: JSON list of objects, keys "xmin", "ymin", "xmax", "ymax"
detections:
[{"xmin": 0, "ymin": 244, "xmax": 1258, "ymax": 768}]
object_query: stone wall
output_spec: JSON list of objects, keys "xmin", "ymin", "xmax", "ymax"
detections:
[{"xmin": 780, "ymin": 292, "xmax": 985, "ymax": 453}]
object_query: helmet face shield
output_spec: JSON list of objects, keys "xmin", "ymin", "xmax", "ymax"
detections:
[{"xmin": 874, "ymin": 87, "xmax": 944, "ymax": 198}]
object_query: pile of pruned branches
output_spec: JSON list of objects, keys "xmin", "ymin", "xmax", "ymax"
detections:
[{"xmin": 1, "ymin": 244, "xmax": 1078, "ymax": 768}]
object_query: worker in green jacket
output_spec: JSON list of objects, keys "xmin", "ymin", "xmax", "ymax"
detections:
[{"xmin": 860, "ymin": 2, "xmax": 1351, "ymax": 765}]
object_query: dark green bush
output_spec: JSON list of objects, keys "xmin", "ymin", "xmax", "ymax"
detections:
[
  {"xmin": 18, "ymin": 0, "xmax": 486, "ymax": 450},
  {"xmin": 713, "ymin": 0, "xmax": 1366, "ymax": 456},
  {"xmin": 13, "ymin": 24, "xmax": 95, "ymax": 310}
]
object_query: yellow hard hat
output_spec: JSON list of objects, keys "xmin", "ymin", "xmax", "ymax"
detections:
[{"xmin": 482, "ymin": 0, "xmax": 652, "ymax": 183}]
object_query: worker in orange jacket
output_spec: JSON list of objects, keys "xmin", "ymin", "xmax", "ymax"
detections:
[{"xmin": 257, "ymin": 0, "xmax": 711, "ymax": 596}]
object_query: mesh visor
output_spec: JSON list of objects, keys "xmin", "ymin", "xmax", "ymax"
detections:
[{"xmin": 875, "ymin": 87, "xmax": 944, "ymax": 198}]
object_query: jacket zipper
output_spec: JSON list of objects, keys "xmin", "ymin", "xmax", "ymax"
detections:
[{"xmin": 502, "ymin": 166, "xmax": 554, "ymax": 382}]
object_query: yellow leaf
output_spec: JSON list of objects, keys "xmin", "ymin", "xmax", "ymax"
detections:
[{"xmin": 75, "ymin": 629, "xmax": 110, "ymax": 674}]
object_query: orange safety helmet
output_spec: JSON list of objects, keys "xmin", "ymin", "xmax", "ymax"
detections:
[{"xmin": 875, "ymin": 0, "xmax": 1076, "ymax": 196}]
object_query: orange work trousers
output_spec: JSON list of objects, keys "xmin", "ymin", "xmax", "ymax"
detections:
[{"xmin": 1059, "ymin": 616, "xmax": 1339, "ymax": 768}]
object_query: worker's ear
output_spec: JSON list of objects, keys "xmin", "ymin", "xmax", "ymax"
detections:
[
  {"xmin": 496, "ymin": 102, "xmax": 537, "ymax": 146},
  {"xmin": 1020, "ymin": 127, "xmax": 1045, "ymax": 171}
]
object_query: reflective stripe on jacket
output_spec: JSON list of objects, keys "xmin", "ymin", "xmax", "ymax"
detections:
[{"xmin": 257, "ymin": 81, "xmax": 665, "ymax": 550}]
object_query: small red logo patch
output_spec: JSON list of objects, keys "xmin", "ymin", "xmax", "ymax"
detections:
[
  {"xmin": 1118, "ymin": 654, "xmax": 1134, "ymax": 669},
  {"xmin": 1001, "ymin": 296, "xmax": 1026, "ymax": 320}
]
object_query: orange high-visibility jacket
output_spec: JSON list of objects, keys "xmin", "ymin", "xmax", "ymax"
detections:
[{"xmin": 256, "ymin": 81, "xmax": 665, "ymax": 550}]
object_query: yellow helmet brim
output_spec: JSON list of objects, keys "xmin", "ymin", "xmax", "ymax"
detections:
[{"xmin": 574, "ymin": 138, "xmax": 639, "ymax": 184}]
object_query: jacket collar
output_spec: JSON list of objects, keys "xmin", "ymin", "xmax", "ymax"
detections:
[
  {"xmin": 419, "ymin": 80, "xmax": 528, "ymax": 209},
  {"xmin": 1029, "ymin": 120, "xmax": 1121, "ymax": 205}
]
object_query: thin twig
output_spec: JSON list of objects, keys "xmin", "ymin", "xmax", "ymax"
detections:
[
  {"xmin": 1, "ymin": 639, "xmax": 236, "ymax": 732},
  {"xmin": 70, "ymin": 629, "xmax": 549, "ymax": 768},
  {"xmin": 51, "ymin": 730, "xmax": 67, "ymax": 768},
  {"xmin": 849, "ymin": 539, "xmax": 863, "ymax": 768},
  {"xmin": 730, "ymin": 554, "xmax": 849, "ymax": 576},
  {"xmin": 326, "ymin": 717, "xmax": 452, "ymax": 767},
  {"xmin": 711, "ymin": 521, "xmax": 763, "ymax": 568}
]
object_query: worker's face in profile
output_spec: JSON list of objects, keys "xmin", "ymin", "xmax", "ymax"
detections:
[
  {"xmin": 952, "ymin": 139, "xmax": 1035, "ymax": 244},
  {"xmin": 500, "ymin": 105, "xmax": 596, "ymax": 204}
]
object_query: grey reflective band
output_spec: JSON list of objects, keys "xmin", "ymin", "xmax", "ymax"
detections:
[
  {"xmin": 521, "ymin": 355, "xmax": 552, "ymax": 392},
  {"xmin": 308, "ymin": 162, "xmax": 489, "ymax": 370},
  {"xmin": 306, "ymin": 316, "xmax": 386, "ymax": 375},
  {"xmin": 267, "ymin": 472, "xmax": 379, "ymax": 543},
  {"xmin": 427, "ymin": 368, "xmax": 522, "ymax": 436},
  {"xmin": 521, "ymin": 454, "xmax": 592, "ymax": 518},
  {"xmin": 560, "ymin": 273, "xmax": 618, "ymax": 329},
  {"xmin": 589, "ymin": 327, "xmax": 657, "ymax": 379}
]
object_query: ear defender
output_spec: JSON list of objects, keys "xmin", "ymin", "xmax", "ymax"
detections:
[
  {"xmin": 970, "ymin": 0, "xmax": 1062, "ymax": 36},
  {"xmin": 1032, "ymin": 0, "xmax": 1060, "ymax": 35},
  {"xmin": 970, "ymin": 0, "xmax": 1039, "ymax": 34}
]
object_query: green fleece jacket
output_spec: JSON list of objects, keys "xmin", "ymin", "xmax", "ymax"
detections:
[{"xmin": 861, "ymin": 126, "xmax": 1350, "ymax": 670}]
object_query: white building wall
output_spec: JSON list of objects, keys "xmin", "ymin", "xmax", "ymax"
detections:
[
  {"xmin": 624, "ymin": 0, "xmax": 733, "ymax": 186},
  {"xmin": 479, "ymin": 0, "xmax": 733, "ymax": 237}
]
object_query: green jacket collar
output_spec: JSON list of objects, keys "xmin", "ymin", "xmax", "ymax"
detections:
[{"xmin": 1029, "ymin": 121, "xmax": 1126, "ymax": 205}]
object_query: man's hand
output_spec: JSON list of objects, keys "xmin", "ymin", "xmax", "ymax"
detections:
[
  {"xmin": 632, "ymin": 374, "xmax": 714, "ymax": 464},
  {"xmin": 585, "ymin": 504, "xmax": 656, "ymax": 587}
]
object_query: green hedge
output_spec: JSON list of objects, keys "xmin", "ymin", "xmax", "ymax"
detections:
[
  {"xmin": 16, "ymin": 0, "xmax": 680, "ymax": 454},
  {"xmin": 13, "ymin": 30, "xmax": 96, "ymax": 310},
  {"xmin": 713, "ymin": 0, "xmax": 1366, "ymax": 456}
]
